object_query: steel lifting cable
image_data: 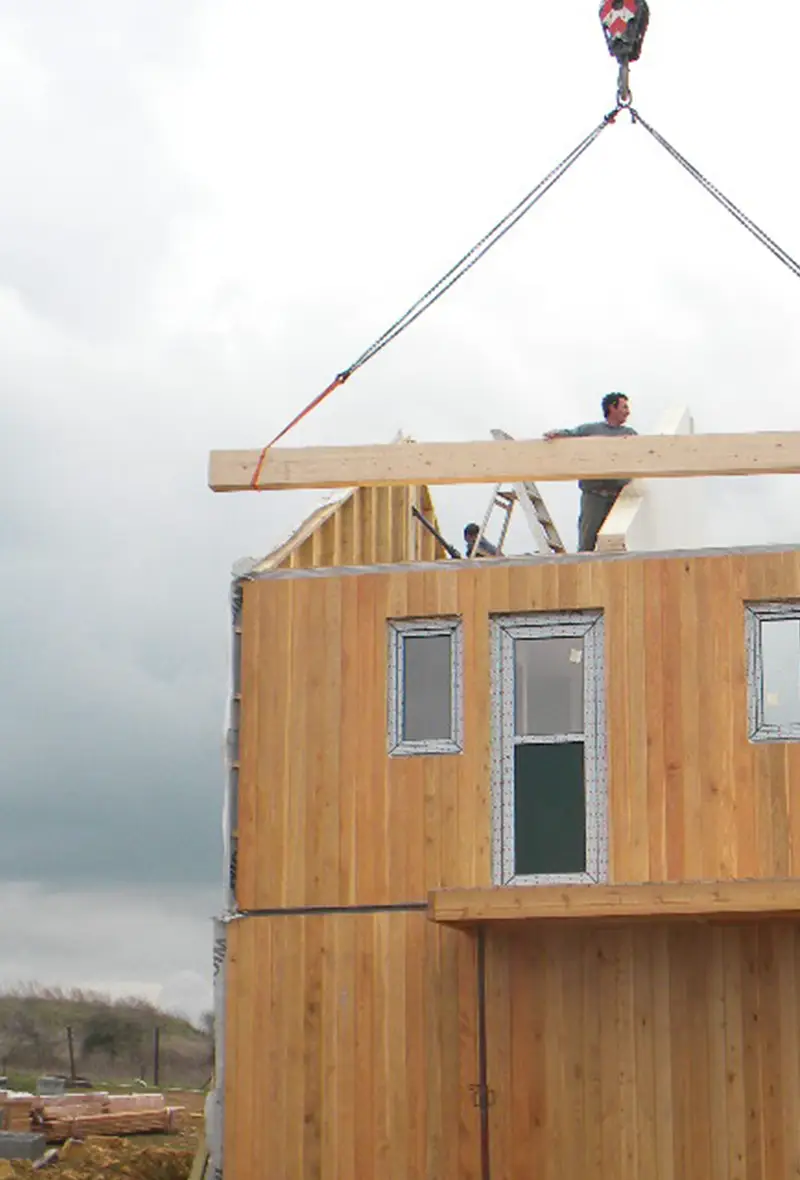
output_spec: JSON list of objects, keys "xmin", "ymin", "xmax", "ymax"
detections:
[
  {"xmin": 344, "ymin": 108, "xmax": 620, "ymax": 376},
  {"xmin": 250, "ymin": 98, "xmax": 800, "ymax": 489},
  {"xmin": 249, "ymin": 105, "xmax": 622, "ymax": 487},
  {"xmin": 630, "ymin": 108, "xmax": 800, "ymax": 280}
]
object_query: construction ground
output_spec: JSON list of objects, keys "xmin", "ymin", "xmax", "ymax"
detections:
[
  {"xmin": 0, "ymin": 1128, "xmax": 198, "ymax": 1180},
  {"xmin": 0, "ymin": 1090, "xmax": 206, "ymax": 1180}
]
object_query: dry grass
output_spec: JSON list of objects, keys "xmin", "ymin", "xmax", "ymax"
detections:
[{"xmin": 0, "ymin": 985, "xmax": 212, "ymax": 1090}]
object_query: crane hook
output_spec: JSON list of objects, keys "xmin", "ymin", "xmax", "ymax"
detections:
[{"xmin": 599, "ymin": 0, "xmax": 650, "ymax": 106}]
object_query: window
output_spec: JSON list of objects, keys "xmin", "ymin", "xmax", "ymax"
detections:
[
  {"xmin": 388, "ymin": 618, "xmax": 463, "ymax": 756},
  {"xmin": 746, "ymin": 602, "xmax": 800, "ymax": 741},
  {"xmin": 491, "ymin": 612, "xmax": 607, "ymax": 885}
]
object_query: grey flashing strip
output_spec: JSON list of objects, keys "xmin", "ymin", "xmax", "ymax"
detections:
[
  {"xmin": 240, "ymin": 543, "xmax": 800, "ymax": 584},
  {"xmin": 236, "ymin": 902, "xmax": 429, "ymax": 918},
  {"xmin": 208, "ymin": 919, "xmax": 227, "ymax": 1180},
  {"xmin": 223, "ymin": 578, "xmax": 247, "ymax": 913}
]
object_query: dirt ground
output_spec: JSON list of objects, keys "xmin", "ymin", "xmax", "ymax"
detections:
[{"xmin": 0, "ymin": 1126, "xmax": 201, "ymax": 1180}]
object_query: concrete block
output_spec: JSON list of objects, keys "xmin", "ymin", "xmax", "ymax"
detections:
[{"xmin": 0, "ymin": 1132, "xmax": 48, "ymax": 1160}]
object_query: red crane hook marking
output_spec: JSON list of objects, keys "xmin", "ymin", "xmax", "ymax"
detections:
[{"xmin": 600, "ymin": 0, "xmax": 639, "ymax": 39}]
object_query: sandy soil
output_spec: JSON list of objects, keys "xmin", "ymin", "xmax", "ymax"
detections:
[{"xmin": 0, "ymin": 1126, "xmax": 201, "ymax": 1179}]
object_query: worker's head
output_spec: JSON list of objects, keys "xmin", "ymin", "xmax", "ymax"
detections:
[
  {"xmin": 464, "ymin": 523, "xmax": 480, "ymax": 541},
  {"xmin": 602, "ymin": 392, "xmax": 630, "ymax": 426}
]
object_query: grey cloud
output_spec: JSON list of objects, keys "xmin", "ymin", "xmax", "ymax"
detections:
[
  {"xmin": 0, "ymin": 882, "xmax": 216, "ymax": 1023},
  {"xmin": 0, "ymin": 337, "xmax": 315, "ymax": 890}
]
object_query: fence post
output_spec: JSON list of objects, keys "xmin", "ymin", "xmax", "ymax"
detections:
[
  {"xmin": 153, "ymin": 1026, "xmax": 161, "ymax": 1088},
  {"xmin": 66, "ymin": 1026, "xmax": 76, "ymax": 1081}
]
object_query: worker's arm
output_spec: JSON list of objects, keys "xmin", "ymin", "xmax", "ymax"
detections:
[{"xmin": 543, "ymin": 423, "xmax": 589, "ymax": 441}]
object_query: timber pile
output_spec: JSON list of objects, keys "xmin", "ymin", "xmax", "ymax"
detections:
[
  {"xmin": 29, "ymin": 1093, "xmax": 186, "ymax": 1143},
  {"xmin": 0, "ymin": 1096, "xmax": 36, "ymax": 1133}
]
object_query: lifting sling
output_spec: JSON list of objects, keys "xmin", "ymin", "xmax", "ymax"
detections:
[{"xmin": 249, "ymin": 1, "xmax": 800, "ymax": 468}]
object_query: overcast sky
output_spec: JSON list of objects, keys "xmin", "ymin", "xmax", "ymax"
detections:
[{"xmin": 2, "ymin": 0, "xmax": 800, "ymax": 1025}]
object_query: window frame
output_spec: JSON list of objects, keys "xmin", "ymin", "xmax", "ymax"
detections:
[
  {"xmin": 490, "ymin": 610, "xmax": 608, "ymax": 886},
  {"xmin": 387, "ymin": 617, "xmax": 464, "ymax": 757},
  {"xmin": 746, "ymin": 600, "xmax": 800, "ymax": 742}
]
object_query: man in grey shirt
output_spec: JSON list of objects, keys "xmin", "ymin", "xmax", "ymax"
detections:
[{"xmin": 544, "ymin": 392, "xmax": 637, "ymax": 552}]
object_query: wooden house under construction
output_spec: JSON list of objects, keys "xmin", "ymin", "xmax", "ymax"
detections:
[{"xmin": 207, "ymin": 422, "xmax": 800, "ymax": 1180}]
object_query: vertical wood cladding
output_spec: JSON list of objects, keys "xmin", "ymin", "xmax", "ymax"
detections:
[
  {"xmin": 276, "ymin": 485, "xmax": 442, "ymax": 570},
  {"xmin": 229, "ymin": 544, "xmax": 800, "ymax": 1180},
  {"xmin": 485, "ymin": 919, "xmax": 800, "ymax": 1180},
  {"xmin": 223, "ymin": 910, "xmax": 479, "ymax": 1180},
  {"xmin": 237, "ymin": 549, "xmax": 800, "ymax": 909}
]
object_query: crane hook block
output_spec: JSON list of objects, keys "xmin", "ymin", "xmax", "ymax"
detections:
[{"xmin": 599, "ymin": 0, "xmax": 649, "ymax": 64}]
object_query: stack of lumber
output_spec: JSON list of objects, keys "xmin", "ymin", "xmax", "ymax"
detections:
[
  {"xmin": 29, "ymin": 1091, "xmax": 186, "ymax": 1143},
  {"xmin": 0, "ymin": 1092, "xmax": 36, "ymax": 1133}
]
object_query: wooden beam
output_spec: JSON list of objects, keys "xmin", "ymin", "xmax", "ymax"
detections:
[
  {"xmin": 209, "ymin": 432, "xmax": 800, "ymax": 492},
  {"xmin": 428, "ymin": 880, "xmax": 800, "ymax": 925}
]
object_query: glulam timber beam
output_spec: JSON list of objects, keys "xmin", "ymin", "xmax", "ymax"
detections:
[
  {"xmin": 429, "ymin": 880, "xmax": 800, "ymax": 925},
  {"xmin": 209, "ymin": 431, "xmax": 800, "ymax": 492}
]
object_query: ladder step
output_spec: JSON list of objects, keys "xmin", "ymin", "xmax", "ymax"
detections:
[
  {"xmin": 474, "ymin": 481, "xmax": 516, "ymax": 556},
  {"xmin": 490, "ymin": 430, "xmax": 565, "ymax": 555}
]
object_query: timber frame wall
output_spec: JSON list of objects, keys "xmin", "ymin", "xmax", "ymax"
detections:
[
  {"xmin": 236, "ymin": 546, "xmax": 800, "ymax": 904},
  {"xmin": 211, "ymin": 484, "xmax": 445, "ymax": 1180},
  {"xmin": 220, "ymin": 543, "xmax": 800, "ymax": 1180}
]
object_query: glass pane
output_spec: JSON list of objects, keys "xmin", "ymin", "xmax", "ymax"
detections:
[
  {"xmin": 515, "ymin": 636, "xmax": 584, "ymax": 737},
  {"xmin": 761, "ymin": 618, "xmax": 800, "ymax": 727},
  {"xmin": 514, "ymin": 742, "xmax": 586, "ymax": 876},
  {"xmin": 402, "ymin": 633, "xmax": 452, "ymax": 742}
]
